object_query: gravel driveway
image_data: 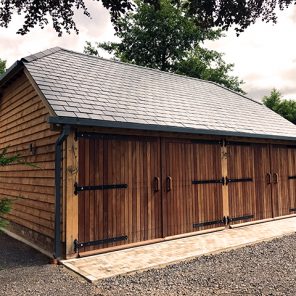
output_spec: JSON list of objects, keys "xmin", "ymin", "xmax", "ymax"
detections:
[{"xmin": 1, "ymin": 231, "xmax": 296, "ymax": 295}]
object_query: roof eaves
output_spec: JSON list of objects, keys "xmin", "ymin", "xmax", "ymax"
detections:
[
  {"xmin": 0, "ymin": 60, "xmax": 24, "ymax": 90},
  {"xmin": 48, "ymin": 116, "xmax": 296, "ymax": 142}
]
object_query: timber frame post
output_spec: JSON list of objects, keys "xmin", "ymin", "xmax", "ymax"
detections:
[
  {"xmin": 54, "ymin": 125, "xmax": 70, "ymax": 260},
  {"xmin": 65, "ymin": 129, "xmax": 79, "ymax": 258},
  {"xmin": 221, "ymin": 140, "xmax": 229, "ymax": 227}
]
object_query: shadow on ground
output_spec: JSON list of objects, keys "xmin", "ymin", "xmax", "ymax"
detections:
[
  {"xmin": 0, "ymin": 232, "xmax": 95, "ymax": 296},
  {"xmin": 0, "ymin": 232, "xmax": 47, "ymax": 269}
]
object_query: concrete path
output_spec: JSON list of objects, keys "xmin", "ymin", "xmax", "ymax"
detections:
[{"xmin": 62, "ymin": 217, "xmax": 296, "ymax": 282}]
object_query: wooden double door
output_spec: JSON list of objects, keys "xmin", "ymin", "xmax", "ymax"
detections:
[
  {"xmin": 162, "ymin": 138, "xmax": 223, "ymax": 237},
  {"xmin": 77, "ymin": 134, "xmax": 296, "ymax": 252},
  {"xmin": 227, "ymin": 142, "xmax": 296, "ymax": 224},
  {"xmin": 77, "ymin": 135, "xmax": 224, "ymax": 252}
]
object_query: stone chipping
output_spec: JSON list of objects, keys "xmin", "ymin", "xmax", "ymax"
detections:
[{"xmin": 1, "ymin": 231, "xmax": 296, "ymax": 296}]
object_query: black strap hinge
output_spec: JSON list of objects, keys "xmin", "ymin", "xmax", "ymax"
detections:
[
  {"xmin": 193, "ymin": 218, "xmax": 225, "ymax": 228},
  {"xmin": 74, "ymin": 235, "xmax": 128, "ymax": 253},
  {"xmin": 225, "ymin": 177, "xmax": 253, "ymax": 185},
  {"xmin": 74, "ymin": 182, "xmax": 128, "ymax": 195},
  {"xmin": 228, "ymin": 214, "xmax": 254, "ymax": 223},
  {"xmin": 192, "ymin": 178, "xmax": 225, "ymax": 185}
]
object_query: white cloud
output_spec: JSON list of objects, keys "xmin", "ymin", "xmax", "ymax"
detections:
[
  {"xmin": 0, "ymin": 0, "xmax": 115, "ymax": 67},
  {"xmin": 1, "ymin": 2, "xmax": 296, "ymax": 101},
  {"xmin": 206, "ymin": 6, "xmax": 296, "ymax": 100}
]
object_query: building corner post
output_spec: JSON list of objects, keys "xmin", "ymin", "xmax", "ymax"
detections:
[{"xmin": 54, "ymin": 125, "xmax": 71, "ymax": 260}]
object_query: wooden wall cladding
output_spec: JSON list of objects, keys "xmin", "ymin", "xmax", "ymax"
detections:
[
  {"xmin": 227, "ymin": 143, "xmax": 296, "ymax": 224},
  {"xmin": 270, "ymin": 146, "xmax": 295, "ymax": 217},
  {"xmin": 162, "ymin": 139, "xmax": 223, "ymax": 236},
  {"xmin": 0, "ymin": 74, "xmax": 59, "ymax": 242},
  {"xmin": 78, "ymin": 136, "xmax": 162, "ymax": 252},
  {"xmin": 78, "ymin": 136, "xmax": 224, "ymax": 252},
  {"xmin": 287, "ymin": 148, "xmax": 296, "ymax": 214},
  {"xmin": 227, "ymin": 143, "xmax": 273, "ymax": 223},
  {"xmin": 1, "ymin": 73, "xmax": 296, "ymax": 256}
]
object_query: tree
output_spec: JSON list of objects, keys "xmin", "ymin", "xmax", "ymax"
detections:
[
  {"xmin": 263, "ymin": 89, "xmax": 296, "ymax": 124},
  {"xmin": 262, "ymin": 89, "xmax": 281, "ymax": 111},
  {"xmin": 175, "ymin": 47, "xmax": 243, "ymax": 93},
  {"xmin": 0, "ymin": 0, "xmax": 294, "ymax": 36},
  {"xmin": 84, "ymin": 0, "xmax": 244, "ymax": 93},
  {"xmin": 0, "ymin": 58, "xmax": 6, "ymax": 75}
]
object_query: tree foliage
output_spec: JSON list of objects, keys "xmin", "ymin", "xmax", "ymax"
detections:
[
  {"xmin": 84, "ymin": 0, "xmax": 244, "ymax": 93},
  {"xmin": 0, "ymin": 149, "xmax": 17, "ymax": 229},
  {"xmin": 185, "ymin": 0, "xmax": 295, "ymax": 35},
  {"xmin": 0, "ymin": 0, "xmax": 295, "ymax": 35},
  {"xmin": 0, "ymin": 199, "xmax": 11, "ymax": 229},
  {"xmin": 0, "ymin": 58, "xmax": 6, "ymax": 75},
  {"xmin": 263, "ymin": 89, "xmax": 296, "ymax": 124}
]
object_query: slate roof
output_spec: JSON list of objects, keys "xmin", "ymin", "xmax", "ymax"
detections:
[{"xmin": 3, "ymin": 47, "xmax": 296, "ymax": 140}]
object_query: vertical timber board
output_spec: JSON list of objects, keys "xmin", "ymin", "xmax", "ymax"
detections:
[
  {"xmin": 65, "ymin": 131, "xmax": 79, "ymax": 257},
  {"xmin": 193, "ymin": 143, "xmax": 224, "ymax": 230},
  {"xmin": 288, "ymin": 147, "xmax": 296, "ymax": 213},
  {"xmin": 162, "ymin": 138, "xmax": 223, "ymax": 236},
  {"xmin": 227, "ymin": 144, "xmax": 256, "ymax": 224},
  {"xmin": 160, "ymin": 137, "xmax": 168, "ymax": 237},
  {"xmin": 77, "ymin": 134, "xmax": 162, "ymax": 254},
  {"xmin": 227, "ymin": 143, "xmax": 273, "ymax": 223},
  {"xmin": 270, "ymin": 145, "xmax": 290, "ymax": 217},
  {"xmin": 221, "ymin": 143, "xmax": 229, "ymax": 220},
  {"xmin": 253, "ymin": 144, "xmax": 272, "ymax": 220}
]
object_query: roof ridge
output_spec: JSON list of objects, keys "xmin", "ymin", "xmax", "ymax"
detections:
[
  {"xmin": 57, "ymin": 47, "xmax": 262, "ymax": 106},
  {"xmin": 21, "ymin": 47, "xmax": 63, "ymax": 63}
]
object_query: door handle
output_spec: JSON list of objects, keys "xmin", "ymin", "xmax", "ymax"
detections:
[
  {"xmin": 166, "ymin": 176, "xmax": 172, "ymax": 192},
  {"xmin": 153, "ymin": 177, "xmax": 160, "ymax": 192},
  {"xmin": 267, "ymin": 173, "xmax": 272, "ymax": 185},
  {"xmin": 273, "ymin": 173, "xmax": 279, "ymax": 184}
]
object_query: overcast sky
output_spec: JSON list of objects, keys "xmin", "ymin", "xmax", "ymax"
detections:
[{"xmin": 1, "ymin": 1, "xmax": 296, "ymax": 101}]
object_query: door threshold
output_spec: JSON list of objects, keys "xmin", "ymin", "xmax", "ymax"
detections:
[
  {"xmin": 230, "ymin": 213, "xmax": 296, "ymax": 229},
  {"xmin": 67, "ymin": 238, "xmax": 164, "ymax": 259},
  {"xmin": 230, "ymin": 218, "xmax": 273, "ymax": 229},
  {"xmin": 164, "ymin": 227, "xmax": 225, "ymax": 241},
  {"xmin": 68, "ymin": 227, "xmax": 225, "ymax": 259},
  {"xmin": 273, "ymin": 213, "xmax": 296, "ymax": 221}
]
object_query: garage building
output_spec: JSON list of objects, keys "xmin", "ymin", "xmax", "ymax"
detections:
[{"xmin": 0, "ymin": 47, "xmax": 296, "ymax": 259}]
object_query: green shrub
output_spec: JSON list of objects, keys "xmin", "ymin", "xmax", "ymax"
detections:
[{"xmin": 0, "ymin": 199, "xmax": 12, "ymax": 229}]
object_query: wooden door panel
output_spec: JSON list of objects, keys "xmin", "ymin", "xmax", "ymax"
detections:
[
  {"xmin": 228, "ymin": 144, "xmax": 255, "ymax": 223},
  {"xmin": 162, "ymin": 140, "xmax": 193, "ymax": 236},
  {"xmin": 78, "ymin": 135, "xmax": 162, "ymax": 252},
  {"xmin": 163, "ymin": 139, "xmax": 223, "ymax": 237},
  {"xmin": 253, "ymin": 145, "xmax": 273, "ymax": 220},
  {"xmin": 193, "ymin": 143, "xmax": 224, "ymax": 229},
  {"xmin": 78, "ymin": 138, "xmax": 104, "ymax": 252},
  {"xmin": 227, "ymin": 143, "xmax": 272, "ymax": 224},
  {"xmin": 271, "ymin": 146, "xmax": 291, "ymax": 217},
  {"xmin": 288, "ymin": 148, "xmax": 296, "ymax": 214}
]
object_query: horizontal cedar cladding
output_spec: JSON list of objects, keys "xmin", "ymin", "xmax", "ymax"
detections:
[{"xmin": 0, "ymin": 73, "xmax": 59, "ymax": 241}]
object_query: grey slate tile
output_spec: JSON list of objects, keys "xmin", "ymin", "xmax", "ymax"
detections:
[{"xmin": 20, "ymin": 47, "xmax": 296, "ymax": 140}]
